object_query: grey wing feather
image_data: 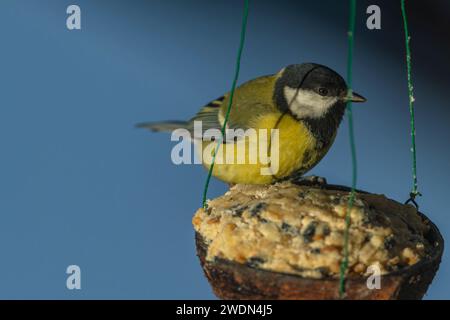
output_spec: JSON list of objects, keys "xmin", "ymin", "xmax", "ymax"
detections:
[
  {"xmin": 187, "ymin": 95, "xmax": 256, "ymax": 143},
  {"xmin": 137, "ymin": 95, "xmax": 247, "ymax": 142}
]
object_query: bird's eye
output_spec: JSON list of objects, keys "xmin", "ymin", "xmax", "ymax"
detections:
[{"xmin": 318, "ymin": 87, "xmax": 328, "ymax": 96}]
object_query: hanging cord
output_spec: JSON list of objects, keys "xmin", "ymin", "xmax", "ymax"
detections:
[
  {"xmin": 339, "ymin": 0, "xmax": 357, "ymax": 299},
  {"xmin": 401, "ymin": 0, "xmax": 421, "ymax": 209},
  {"xmin": 202, "ymin": 0, "xmax": 250, "ymax": 209}
]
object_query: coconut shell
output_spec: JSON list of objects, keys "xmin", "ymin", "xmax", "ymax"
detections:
[{"xmin": 195, "ymin": 185, "xmax": 444, "ymax": 300}]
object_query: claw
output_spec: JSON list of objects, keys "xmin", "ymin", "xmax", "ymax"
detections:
[{"xmin": 288, "ymin": 175, "xmax": 328, "ymax": 187}]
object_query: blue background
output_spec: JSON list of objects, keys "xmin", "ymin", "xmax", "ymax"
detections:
[{"xmin": 0, "ymin": 0, "xmax": 448, "ymax": 299}]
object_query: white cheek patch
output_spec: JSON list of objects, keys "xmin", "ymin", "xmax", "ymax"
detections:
[{"xmin": 284, "ymin": 87, "xmax": 338, "ymax": 119}]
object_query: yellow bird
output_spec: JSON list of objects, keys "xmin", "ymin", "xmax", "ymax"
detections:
[{"xmin": 137, "ymin": 63, "xmax": 366, "ymax": 184}]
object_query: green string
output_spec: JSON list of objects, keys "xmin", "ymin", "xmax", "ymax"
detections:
[
  {"xmin": 339, "ymin": 0, "xmax": 357, "ymax": 299},
  {"xmin": 401, "ymin": 0, "xmax": 421, "ymax": 204},
  {"xmin": 202, "ymin": 0, "xmax": 249, "ymax": 209}
]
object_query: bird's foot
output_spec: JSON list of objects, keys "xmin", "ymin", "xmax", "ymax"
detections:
[{"xmin": 288, "ymin": 174, "xmax": 328, "ymax": 187}]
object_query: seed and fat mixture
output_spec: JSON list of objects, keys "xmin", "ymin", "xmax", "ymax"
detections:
[{"xmin": 193, "ymin": 182, "xmax": 431, "ymax": 279}]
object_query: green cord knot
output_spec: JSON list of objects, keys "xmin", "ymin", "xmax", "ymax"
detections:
[{"xmin": 405, "ymin": 190, "xmax": 422, "ymax": 209}]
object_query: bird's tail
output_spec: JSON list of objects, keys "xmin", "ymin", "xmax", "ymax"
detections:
[{"xmin": 135, "ymin": 120, "xmax": 188, "ymax": 132}]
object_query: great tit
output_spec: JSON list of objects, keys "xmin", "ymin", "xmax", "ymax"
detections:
[{"xmin": 137, "ymin": 63, "xmax": 366, "ymax": 184}]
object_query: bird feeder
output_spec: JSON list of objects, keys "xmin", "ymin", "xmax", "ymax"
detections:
[
  {"xmin": 191, "ymin": 0, "xmax": 444, "ymax": 300},
  {"xmin": 193, "ymin": 182, "xmax": 443, "ymax": 300}
]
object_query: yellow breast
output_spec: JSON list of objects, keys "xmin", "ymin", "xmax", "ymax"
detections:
[{"xmin": 198, "ymin": 112, "xmax": 321, "ymax": 184}]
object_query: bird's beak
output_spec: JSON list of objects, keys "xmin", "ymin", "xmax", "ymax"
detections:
[{"xmin": 346, "ymin": 91, "xmax": 366, "ymax": 103}]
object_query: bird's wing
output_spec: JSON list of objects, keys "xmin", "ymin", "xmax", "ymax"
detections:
[
  {"xmin": 219, "ymin": 74, "xmax": 278, "ymax": 130},
  {"xmin": 186, "ymin": 95, "xmax": 254, "ymax": 143},
  {"xmin": 185, "ymin": 95, "xmax": 227, "ymax": 139},
  {"xmin": 187, "ymin": 74, "xmax": 278, "ymax": 142}
]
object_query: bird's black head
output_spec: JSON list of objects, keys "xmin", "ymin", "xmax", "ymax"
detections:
[{"xmin": 274, "ymin": 63, "xmax": 365, "ymax": 121}]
